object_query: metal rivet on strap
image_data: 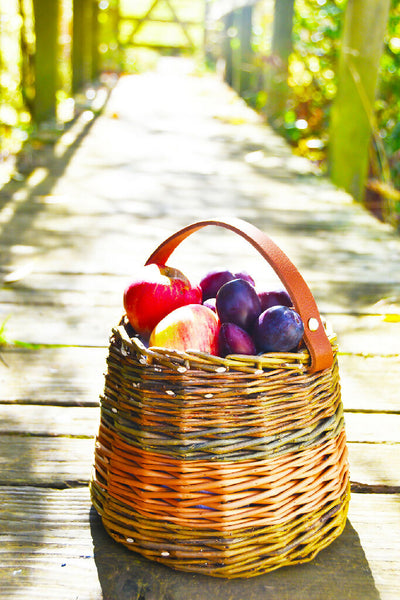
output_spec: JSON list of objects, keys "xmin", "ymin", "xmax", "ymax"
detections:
[{"xmin": 308, "ymin": 317, "xmax": 320, "ymax": 332}]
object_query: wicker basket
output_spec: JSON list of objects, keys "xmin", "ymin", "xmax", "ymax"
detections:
[{"xmin": 91, "ymin": 218, "xmax": 350, "ymax": 578}]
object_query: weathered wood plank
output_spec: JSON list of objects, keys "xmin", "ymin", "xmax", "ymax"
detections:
[
  {"xmin": 0, "ymin": 405, "xmax": 99, "ymax": 437},
  {"xmin": 330, "ymin": 313, "xmax": 400, "ymax": 355},
  {"xmin": 338, "ymin": 354, "xmax": 400, "ymax": 412},
  {"xmin": 348, "ymin": 493, "xmax": 400, "ymax": 600},
  {"xmin": 0, "ymin": 302, "xmax": 118, "ymax": 347},
  {"xmin": 347, "ymin": 444, "xmax": 400, "ymax": 488},
  {"xmin": 0, "ymin": 347, "xmax": 106, "ymax": 406},
  {"xmin": 1, "ymin": 348, "xmax": 399, "ymax": 412},
  {"xmin": 1, "ymin": 434, "xmax": 399, "ymax": 487},
  {"xmin": 0, "ymin": 436, "xmax": 94, "ymax": 486},
  {"xmin": 1, "ymin": 486, "xmax": 398, "ymax": 599},
  {"xmin": 344, "ymin": 413, "xmax": 400, "ymax": 444}
]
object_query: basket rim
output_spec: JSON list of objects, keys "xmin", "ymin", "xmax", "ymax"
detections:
[{"xmin": 115, "ymin": 316, "xmax": 338, "ymax": 375}]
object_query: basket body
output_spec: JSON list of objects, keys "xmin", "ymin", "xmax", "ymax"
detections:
[{"xmin": 91, "ymin": 320, "xmax": 350, "ymax": 578}]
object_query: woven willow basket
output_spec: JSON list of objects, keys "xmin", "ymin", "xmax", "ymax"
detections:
[{"xmin": 91, "ymin": 218, "xmax": 350, "ymax": 578}]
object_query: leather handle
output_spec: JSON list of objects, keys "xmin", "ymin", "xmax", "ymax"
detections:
[{"xmin": 145, "ymin": 217, "xmax": 333, "ymax": 373}]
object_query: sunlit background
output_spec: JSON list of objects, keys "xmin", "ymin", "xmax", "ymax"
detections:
[{"xmin": 1, "ymin": 1, "xmax": 400, "ymax": 219}]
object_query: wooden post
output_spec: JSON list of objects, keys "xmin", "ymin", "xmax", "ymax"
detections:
[
  {"xmin": 223, "ymin": 12, "xmax": 234, "ymax": 87},
  {"xmin": 72, "ymin": 0, "xmax": 94, "ymax": 94},
  {"xmin": 236, "ymin": 5, "xmax": 253, "ymax": 98},
  {"xmin": 231, "ymin": 10, "xmax": 241, "ymax": 93},
  {"xmin": 32, "ymin": 0, "xmax": 60, "ymax": 123},
  {"xmin": 328, "ymin": 0, "xmax": 391, "ymax": 202},
  {"xmin": 91, "ymin": 0, "xmax": 100, "ymax": 81},
  {"xmin": 265, "ymin": 0, "xmax": 295, "ymax": 126}
]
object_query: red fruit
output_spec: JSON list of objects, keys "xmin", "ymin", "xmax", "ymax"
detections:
[
  {"xmin": 123, "ymin": 264, "xmax": 202, "ymax": 337},
  {"xmin": 149, "ymin": 304, "xmax": 220, "ymax": 354}
]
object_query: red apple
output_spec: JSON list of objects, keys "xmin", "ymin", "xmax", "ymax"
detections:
[
  {"xmin": 149, "ymin": 304, "xmax": 220, "ymax": 354},
  {"xmin": 123, "ymin": 264, "xmax": 202, "ymax": 337}
]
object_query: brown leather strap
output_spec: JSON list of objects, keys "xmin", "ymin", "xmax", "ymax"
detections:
[{"xmin": 145, "ymin": 218, "xmax": 333, "ymax": 373}]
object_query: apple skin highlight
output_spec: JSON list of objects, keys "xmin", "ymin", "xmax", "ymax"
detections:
[
  {"xmin": 123, "ymin": 264, "xmax": 202, "ymax": 337},
  {"xmin": 149, "ymin": 304, "xmax": 220, "ymax": 355}
]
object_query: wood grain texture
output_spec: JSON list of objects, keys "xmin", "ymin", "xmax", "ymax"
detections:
[
  {"xmin": 2, "ymin": 486, "xmax": 397, "ymax": 600},
  {"xmin": 1, "ymin": 64, "xmax": 399, "ymax": 600},
  {"xmin": 0, "ymin": 347, "xmax": 106, "ymax": 406}
]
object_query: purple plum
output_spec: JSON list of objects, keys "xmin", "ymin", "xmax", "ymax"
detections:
[
  {"xmin": 199, "ymin": 269, "xmax": 235, "ymax": 301},
  {"xmin": 203, "ymin": 297, "xmax": 217, "ymax": 312},
  {"xmin": 218, "ymin": 322, "xmax": 256, "ymax": 357},
  {"xmin": 234, "ymin": 270, "xmax": 255, "ymax": 286},
  {"xmin": 216, "ymin": 278, "xmax": 261, "ymax": 332},
  {"xmin": 258, "ymin": 288, "xmax": 292, "ymax": 312},
  {"xmin": 253, "ymin": 305, "xmax": 304, "ymax": 353}
]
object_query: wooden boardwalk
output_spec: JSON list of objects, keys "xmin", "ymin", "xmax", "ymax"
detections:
[{"xmin": 1, "ymin": 58, "xmax": 399, "ymax": 599}]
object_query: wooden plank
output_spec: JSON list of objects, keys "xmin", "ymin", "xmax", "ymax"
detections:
[
  {"xmin": 0, "ymin": 436, "xmax": 94, "ymax": 486},
  {"xmin": 1, "ymin": 434, "xmax": 399, "ymax": 488},
  {"xmin": 338, "ymin": 354, "xmax": 400, "ymax": 412},
  {"xmin": 344, "ymin": 413, "xmax": 400, "ymax": 444},
  {"xmin": 0, "ymin": 302, "xmax": 119, "ymax": 347},
  {"xmin": 0, "ymin": 405, "xmax": 99, "ymax": 438},
  {"xmin": 347, "ymin": 444, "xmax": 400, "ymax": 488},
  {"xmin": 0, "ymin": 347, "xmax": 106, "ymax": 406},
  {"xmin": 0, "ymin": 487, "xmax": 102, "ymax": 600},
  {"xmin": 348, "ymin": 493, "xmax": 400, "ymax": 600},
  {"xmin": 329, "ymin": 313, "xmax": 400, "ymax": 355},
  {"xmin": 2, "ymin": 486, "xmax": 397, "ymax": 600}
]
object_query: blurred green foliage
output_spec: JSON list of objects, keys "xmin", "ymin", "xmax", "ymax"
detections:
[
  {"xmin": 253, "ymin": 0, "xmax": 400, "ymax": 192},
  {"xmin": 285, "ymin": 0, "xmax": 346, "ymax": 165},
  {"xmin": 376, "ymin": 0, "xmax": 400, "ymax": 189},
  {"xmin": 1, "ymin": 0, "xmax": 400, "ymax": 207},
  {"xmin": 0, "ymin": 0, "xmax": 32, "ymax": 158},
  {"xmin": 0, "ymin": 0, "xmax": 203, "ymax": 163}
]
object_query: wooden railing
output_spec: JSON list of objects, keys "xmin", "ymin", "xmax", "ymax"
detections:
[
  {"xmin": 205, "ymin": 0, "xmax": 395, "ymax": 222},
  {"xmin": 31, "ymin": 0, "xmax": 100, "ymax": 124}
]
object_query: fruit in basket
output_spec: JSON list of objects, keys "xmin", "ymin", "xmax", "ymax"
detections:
[
  {"xmin": 149, "ymin": 304, "xmax": 220, "ymax": 354},
  {"xmin": 200, "ymin": 269, "xmax": 256, "ymax": 301},
  {"xmin": 216, "ymin": 278, "xmax": 261, "ymax": 332},
  {"xmin": 234, "ymin": 270, "xmax": 255, "ymax": 286},
  {"xmin": 258, "ymin": 288, "xmax": 292, "ymax": 312},
  {"xmin": 218, "ymin": 322, "xmax": 256, "ymax": 357},
  {"xmin": 199, "ymin": 269, "xmax": 236, "ymax": 301},
  {"xmin": 253, "ymin": 305, "xmax": 304, "ymax": 353},
  {"xmin": 123, "ymin": 264, "xmax": 202, "ymax": 337},
  {"xmin": 203, "ymin": 297, "xmax": 217, "ymax": 312}
]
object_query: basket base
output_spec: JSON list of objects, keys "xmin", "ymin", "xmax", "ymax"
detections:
[{"xmin": 91, "ymin": 481, "xmax": 350, "ymax": 579}]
